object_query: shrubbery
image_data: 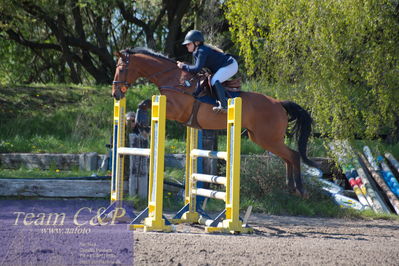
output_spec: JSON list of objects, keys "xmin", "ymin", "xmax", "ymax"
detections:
[{"xmin": 226, "ymin": 0, "xmax": 399, "ymax": 139}]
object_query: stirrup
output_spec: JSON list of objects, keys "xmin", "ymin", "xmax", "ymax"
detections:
[{"xmin": 212, "ymin": 101, "xmax": 227, "ymax": 114}]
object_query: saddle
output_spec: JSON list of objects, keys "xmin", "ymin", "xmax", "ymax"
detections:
[
  {"xmin": 194, "ymin": 72, "xmax": 241, "ymax": 99},
  {"xmin": 185, "ymin": 72, "xmax": 242, "ymax": 129}
]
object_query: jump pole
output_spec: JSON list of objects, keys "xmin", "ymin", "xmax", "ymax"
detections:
[{"xmin": 177, "ymin": 97, "xmax": 253, "ymax": 234}]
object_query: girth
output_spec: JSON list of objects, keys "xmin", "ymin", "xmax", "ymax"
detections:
[
  {"xmin": 159, "ymin": 86, "xmax": 202, "ymax": 129},
  {"xmin": 185, "ymin": 100, "xmax": 202, "ymax": 129}
]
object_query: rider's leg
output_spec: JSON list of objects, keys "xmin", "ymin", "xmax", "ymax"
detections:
[
  {"xmin": 212, "ymin": 81, "xmax": 228, "ymax": 111},
  {"xmin": 211, "ymin": 59, "xmax": 238, "ymax": 112}
]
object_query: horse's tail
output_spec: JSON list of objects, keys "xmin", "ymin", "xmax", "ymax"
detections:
[{"xmin": 281, "ymin": 101, "xmax": 318, "ymax": 168}]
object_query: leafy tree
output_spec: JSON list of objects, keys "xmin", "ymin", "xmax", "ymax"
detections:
[
  {"xmin": 226, "ymin": 0, "xmax": 399, "ymax": 139},
  {"xmin": 0, "ymin": 0, "xmax": 119, "ymax": 84},
  {"xmin": 0, "ymin": 0, "xmax": 228, "ymax": 84}
]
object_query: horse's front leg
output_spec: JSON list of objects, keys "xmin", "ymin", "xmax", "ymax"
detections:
[{"xmin": 136, "ymin": 99, "xmax": 152, "ymax": 126}]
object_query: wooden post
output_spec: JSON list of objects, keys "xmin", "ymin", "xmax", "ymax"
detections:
[
  {"xmin": 128, "ymin": 133, "xmax": 149, "ymax": 199},
  {"xmin": 202, "ymin": 130, "xmax": 218, "ymax": 176}
]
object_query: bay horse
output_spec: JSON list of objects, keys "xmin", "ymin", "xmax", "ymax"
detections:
[{"xmin": 112, "ymin": 47, "xmax": 317, "ymax": 196}]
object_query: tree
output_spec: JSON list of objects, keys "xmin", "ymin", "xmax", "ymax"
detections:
[
  {"xmin": 1, "ymin": 0, "xmax": 231, "ymax": 84},
  {"xmin": 226, "ymin": 0, "xmax": 399, "ymax": 139},
  {"xmin": 1, "ymin": 0, "xmax": 119, "ymax": 84}
]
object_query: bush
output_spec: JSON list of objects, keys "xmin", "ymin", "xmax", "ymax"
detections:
[
  {"xmin": 241, "ymin": 154, "xmax": 286, "ymax": 197},
  {"xmin": 226, "ymin": 0, "xmax": 399, "ymax": 139},
  {"xmin": 240, "ymin": 154, "xmax": 344, "ymax": 216}
]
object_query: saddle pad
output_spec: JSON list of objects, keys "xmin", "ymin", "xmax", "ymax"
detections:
[{"xmin": 196, "ymin": 91, "xmax": 241, "ymax": 106}]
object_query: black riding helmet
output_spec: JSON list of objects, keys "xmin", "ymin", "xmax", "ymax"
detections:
[{"xmin": 182, "ymin": 30, "xmax": 204, "ymax": 45}]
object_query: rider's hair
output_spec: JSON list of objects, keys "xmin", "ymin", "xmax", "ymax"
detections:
[
  {"xmin": 193, "ymin": 39, "xmax": 224, "ymax": 53},
  {"xmin": 204, "ymin": 43, "xmax": 224, "ymax": 53}
]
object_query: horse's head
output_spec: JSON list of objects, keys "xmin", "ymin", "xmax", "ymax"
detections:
[
  {"xmin": 112, "ymin": 51, "xmax": 139, "ymax": 100},
  {"xmin": 112, "ymin": 47, "xmax": 194, "ymax": 100}
]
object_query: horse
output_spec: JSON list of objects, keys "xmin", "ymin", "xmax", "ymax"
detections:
[{"xmin": 111, "ymin": 47, "xmax": 317, "ymax": 197}]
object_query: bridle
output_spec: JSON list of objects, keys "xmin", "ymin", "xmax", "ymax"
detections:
[
  {"xmin": 112, "ymin": 52, "xmax": 130, "ymax": 99},
  {"xmin": 112, "ymin": 51, "xmax": 201, "ymax": 99}
]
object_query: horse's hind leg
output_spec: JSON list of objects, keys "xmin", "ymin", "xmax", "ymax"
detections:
[
  {"xmin": 284, "ymin": 160, "xmax": 295, "ymax": 193},
  {"xmin": 249, "ymin": 130, "xmax": 305, "ymax": 196},
  {"xmin": 270, "ymin": 145, "xmax": 304, "ymax": 196}
]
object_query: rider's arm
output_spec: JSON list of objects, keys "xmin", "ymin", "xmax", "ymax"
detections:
[{"xmin": 182, "ymin": 47, "xmax": 208, "ymax": 74}]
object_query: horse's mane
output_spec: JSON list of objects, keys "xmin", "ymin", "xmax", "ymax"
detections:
[{"xmin": 124, "ymin": 47, "xmax": 176, "ymax": 64}]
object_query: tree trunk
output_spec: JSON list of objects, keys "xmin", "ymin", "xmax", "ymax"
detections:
[{"xmin": 163, "ymin": 0, "xmax": 191, "ymax": 58}]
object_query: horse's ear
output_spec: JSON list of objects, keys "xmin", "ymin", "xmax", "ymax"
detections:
[{"xmin": 115, "ymin": 51, "xmax": 123, "ymax": 58}]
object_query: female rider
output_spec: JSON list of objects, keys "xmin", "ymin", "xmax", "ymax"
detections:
[{"xmin": 177, "ymin": 30, "xmax": 238, "ymax": 113}]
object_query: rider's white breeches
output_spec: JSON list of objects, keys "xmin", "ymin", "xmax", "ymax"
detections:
[{"xmin": 211, "ymin": 58, "xmax": 238, "ymax": 85}]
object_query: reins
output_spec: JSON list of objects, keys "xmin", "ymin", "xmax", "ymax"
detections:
[
  {"xmin": 146, "ymin": 66, "xmax": 176, "ymax": 80},
  {"xmin": 151, "ymin": 64, "xmax": 199, "ymax": 97},
  {"xmin": 113, "ymin": 52, "xmax": 202, "ymax": 98},
  {"xmin": 159, "ymin": 86, "xmax": 195, "ymax": 96}
]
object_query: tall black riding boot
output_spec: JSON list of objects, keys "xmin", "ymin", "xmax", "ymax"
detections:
[{"xmin": 212, "ymin": 81, "xmax": 228, "ymax": 113}]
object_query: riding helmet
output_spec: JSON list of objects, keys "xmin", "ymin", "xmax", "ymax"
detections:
[{"xmin": 182, "ymin": 30, "xmax": 204, "ymax": 45}]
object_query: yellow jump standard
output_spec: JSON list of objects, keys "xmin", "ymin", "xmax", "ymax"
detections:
[
  {"xmin": 174, "ymin": 97, "xmax": 253, "ymax": 234},
  {"xmin": 129, "ymin": 95, "xmax": 172, "ymax": 232}
]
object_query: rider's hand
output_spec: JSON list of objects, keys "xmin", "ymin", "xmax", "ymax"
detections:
[{"xmin": 177, "ymin": 61, "xmax": 184, "ymax": 69}]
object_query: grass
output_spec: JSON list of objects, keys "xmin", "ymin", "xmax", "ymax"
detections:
[
  {"xmin": 0, "ymin": 83, "xmax": 158, "ymax": 154},
  {"xmin": 0, "ymin": 84, "xmax": 110, "ymax": 153},
  {"xmin": 0, "ymin": 167, "xmax": 109, "ymax": 179}
]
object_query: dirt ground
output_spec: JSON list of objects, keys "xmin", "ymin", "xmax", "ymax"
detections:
[
  {"xmin": 1, "ymin": 200, "xmax": 398, "ymax": 265},
  {"xmin": 134, "ymin": 213, "xmax": 399, "ymax": 266}
]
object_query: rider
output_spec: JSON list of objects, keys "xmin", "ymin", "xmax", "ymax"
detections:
[{"xmin": 177, "ymin": 30, "xmax": 238, "ymax": 113}]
